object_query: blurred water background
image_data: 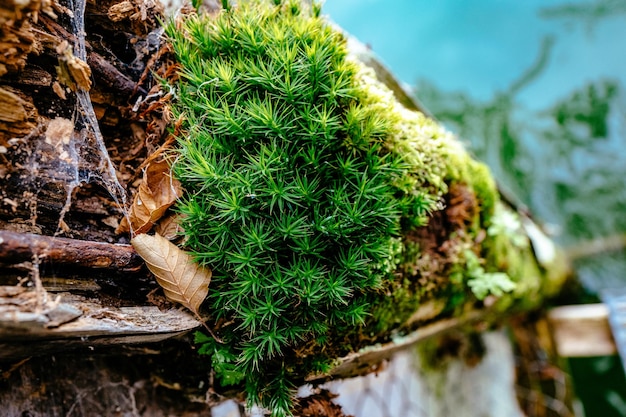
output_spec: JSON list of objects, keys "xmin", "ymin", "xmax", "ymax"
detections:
[{"xmin": 324, "ymin": 1, "xmax": 626, "ymax": 416}]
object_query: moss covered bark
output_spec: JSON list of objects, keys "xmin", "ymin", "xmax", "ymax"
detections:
[{"xmin": 164, "ymin": 1, "xmax": 569, "ymax": 415}]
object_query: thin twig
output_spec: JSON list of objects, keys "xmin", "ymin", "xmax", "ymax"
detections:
[{"xmin": 565, "ymin": 233, "xmax": 626, "ymax": 261}]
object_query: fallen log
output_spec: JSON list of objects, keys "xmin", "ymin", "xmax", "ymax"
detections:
[{"xmin": 0, "ymin": 0, "xmax": 573, "ymax": 416}]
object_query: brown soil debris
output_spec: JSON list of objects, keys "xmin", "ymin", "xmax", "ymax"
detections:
[{"xmin": 296, "ymin": 390, "xmax": 354, "ymax": 417}]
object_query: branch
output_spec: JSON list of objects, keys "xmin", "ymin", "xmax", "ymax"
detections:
[
  {"xmin": 0, "ymin": 230, "xmax": 143, "ymax": 272},
  {"xmin": 565, "ymin": 233, "xmax": 626, "ymax": 261}
]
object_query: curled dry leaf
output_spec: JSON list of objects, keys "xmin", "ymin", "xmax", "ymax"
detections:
[
  {"xmin": 298, "ymin": 390, "xmax": 353, "ymax": 417},
  {"xmin": 131, "ymin": 233, "xmax": 211, "ymax": 318},
  {"xmin": 118, "ymin": 159, "xmax": 182, "ymax": 234}
]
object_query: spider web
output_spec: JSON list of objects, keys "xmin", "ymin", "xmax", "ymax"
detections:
[
  {"xmin": 18, "ymin": 0, "xmax": 129, "ymax": 235},
  {"xmin": 65, "ymin": 0, "xmax": 129, "ymax": 226}
]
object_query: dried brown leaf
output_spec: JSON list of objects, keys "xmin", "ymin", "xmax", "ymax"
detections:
[
  {"xmin": 154, "ymin": 213, "xmax": 183, "ymax": 241},
  {"xmin": 118, "ymin": 159, "xmax": 182, "ymax": 234},
  {"xmin": 297, "ymin": 390, "xmax": 353, "ymax": 417},
  {"xmin": 131, "ymin": 233, "xmax": 211, "ymax": 317}
]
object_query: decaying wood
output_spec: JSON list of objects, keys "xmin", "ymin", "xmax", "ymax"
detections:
[
  {"xmin": 548, "ymin": 304, "xmax": 616, "ymax": 357},
  {"xmin": 0, "ymin": 339, "xmax": 216, "ymax": 417},
  {"xmin": 0, "ymin": 1, "xmax": 196, "ymax": 382},
  {"xmin": 0, "ymin": 285, "xmax": 200, "ymax": 359},
  {"xmin": 0, "ymin": 0, "xmax": 43, "ymax": 77},
  {"xmin": 0, "ymin": 85, "xmax": 38, "ymax": 143},
  {"xmin": 0, "ymin": 0, "xmax": 165, "ymax": 240},
  {"xmin": 0, "ymin": 0, "xmax": 52, "ymax": 146},
  {"xmin": 39, "ymin": 14, "xmax": 147, "ymax": 96},
  {"xmin": 0, "ymin": 232, "xmax": 198, "ymax": 360},
  {"xmin": 0, "ymin": 230, "xmax": 143, "ymax": 272},
  {"xmin": 307, "ymin": 308, "xmax": 488, "ymax": 381}
]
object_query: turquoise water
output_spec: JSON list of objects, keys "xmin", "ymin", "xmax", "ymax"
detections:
[{"xmin": 324, "ymin": 0, "xmax": 626, "ymax": 107}]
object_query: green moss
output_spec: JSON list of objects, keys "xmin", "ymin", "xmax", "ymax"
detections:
[
  {"xmin": 466, "ymin": 160, "xmax": 497, "ymax": 227},
  {"xmin": 166, "ymin": 1, "xmax": 445, "ymax": 413},
  {"xmin": 164, "ymin": 1, "xmax": 561, "ymax": 415},
  {"xmin": 367, "ymin": 279, "xmax": 421, "ymax": 335}
]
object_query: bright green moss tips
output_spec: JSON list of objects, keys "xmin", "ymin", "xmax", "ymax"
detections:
[
  {"xmin": 166, "ymin": 1, "xmax": 507, "ymax": 415},
  {"xmin": 167, "ymin": 2, "xmax": 419, "ymax": 414}
]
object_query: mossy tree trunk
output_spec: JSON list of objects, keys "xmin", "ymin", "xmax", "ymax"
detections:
[{"xmin": 0, "ymin": 0, "xmax": 570, "ymax": 416}]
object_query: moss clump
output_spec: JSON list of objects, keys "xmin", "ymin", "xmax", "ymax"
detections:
[
  {"xmin": 166, "ymin": 1, "xmax": 446, "ymax": 413},
  {"xmin": 165, "ymin": 1, "xmax": 538, "ymax": 415}
]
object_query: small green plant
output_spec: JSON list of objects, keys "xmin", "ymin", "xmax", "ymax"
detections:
[
  {"xmin": 165, "ymin": 1, "xmax": 506, "ymax": 414},
  {"xmin": 465, "ymin": 250, "xmax": 516, "ymax": 300}
]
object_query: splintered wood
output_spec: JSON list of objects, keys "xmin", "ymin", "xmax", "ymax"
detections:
[
  {"xmin": 0, "ymin": 0, "xmax": 197, "ymax": 360},
  {"xmin": 55, "ymin": 40, "xmax": 92, "ymax": 91},
  {"xmin": 0, "ymin": 287, "xmax": 201, "ymax": 359},
  {"xmin": 0, "ymin": 0, "xmax": 40, "ymax": 77},
  {"xmin": 0, "ymin": 0, "xmax": 41, "ymax": 146},
  {"xmin": 0, "ymin": 230, "xmax": 202, "ymax": 357}
]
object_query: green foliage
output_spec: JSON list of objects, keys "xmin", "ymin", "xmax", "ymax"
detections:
[
  {"xmin": 550, "ymin": 81, "xmax": 618, "ymax": 145},
  {"xmin": 414, "ymin": 36, "xmax": 555, "ymax": 208},
  {"xmin": 195, "ymin": 332, "xmax": 245, "ymax": 386},
  {"xmin": 540, "ymin": 0, "xmax": 626, "ymax": 27},
  {"xmin": 368, "ymin": 279, "xmax": 421, "ymax": 334},
  {"xmin": 416, "ymin": 48, "xmax": 625, "ymax": 249},
  {"xmin": 166, "ymin": 1, "xmax": 446, "ymax": 414},
  {"xmin": 165, "ymin": 0, "xmax": 514, "ymax": 413},
  {"xmin": 487, "ymin": 204, "xmax": 528, "ymax": 248},
  {"xmin": 464, "ymin": 250, "xmax": 516, "ymax": 300}
]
